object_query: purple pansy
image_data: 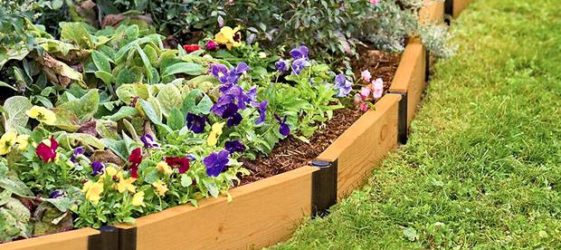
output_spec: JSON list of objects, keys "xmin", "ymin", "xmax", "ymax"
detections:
[
  {"xmin": 275, "ymin": 115, "xmax": 290, "ymax": 137},
  {"xmin": 92, "ymin": 161, "xmax": 105, "ymax": 176},
  {"xmin": 226, "ymin": 112, "xmax": 243, "ymax": 127},
  {"xmin": 290, "ymin": 45, "xmax": 309, "ymax": 60},
  {"xmin": 275, "ymin": 59, "xmax": 289, "ymax": 73},
  {"xmin": 225, "ymin": 140, "xmax": 246, "ymax": 154},
  {"xmin": 203, "ymin": 150, "xmax": 230, "ymax": 177},
  {"xmin": 49, "ymin": 190, "xmax": 64, "ymax": 199},
  {"xmin": 334, "ymin": 74, "xmax": 353, "ymax": 97},
  {"xmin": 70, "ymin": 146, "xmax": 84, "ymax": 163},
  {"xmin": 186, "ymin": 113, "xmax": 208, "ymax": 133},
  {"xmin": 255, "ymin": 100, "xmax": 268, "ymax": 125},
  {"xmin": 209, "ymin": 64, "xmax": 230, "ymax": 84},
  {"xmin": 140, "ymin": 134, "xmax": 159, "ymax": 148},
  {"xmin": 291, "ymin": 58, "xmax": 309, "ymax": 75}
]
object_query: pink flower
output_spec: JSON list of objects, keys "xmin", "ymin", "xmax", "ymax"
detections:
[
  {"xmin": 353, "ymin": 93, "xmax": 363, "ymax": 105},
  {"xmin": 206, "ymin": 40, "xmax": 219, "ymax": 51},
  {"xmin": 369, "ymin": 0, "xmax": 380, "ymax": 5},
  {"xmin": 372, "ymin": 78, "xmax": 384, "ymax": 99},
  {"xmin": 360, "ymin": 86, "xmax": 371, "ymax": 98},
  {"xmin": 359, "ymin": 102, "xmax": 369, "ymax": 112},
  {"xmin": 36, "ymin": 137, "xmax": 58, "ymax": 163},
  {"xmin": 361, "ymin": 70, "xmax": 371, "ymax": 83}
]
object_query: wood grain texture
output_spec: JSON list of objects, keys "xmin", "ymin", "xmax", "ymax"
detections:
[
  {"xmin": 117, "ymin": 166, "xmax": 316, "ymax": 250},
  {"xmin": 0, "ymin": 228, "xmax": 99, "ymax": 250},
  {"xmin": 389, "ymin": 39, "xmax": 427, "ymax": 127},
  {"xmin": 419, "ymin": 0, "xmax": 445, "ymax": 24},
  {"xmin": 317, "ymin": 94, "xmax": 400, "ymax": 199},
  {"xmin": 454, "ymin": 0, "xmax": 473, "ymax": 17}
]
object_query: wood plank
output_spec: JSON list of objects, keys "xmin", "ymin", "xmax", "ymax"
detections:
[
  {"xmin": 419, "ymin": 0, "xmax": 445, "ymax": 24},
  {"xmin": 317, "ymin": 94, "xmax": 400, "ymax": 199},
  {"xmin": 389, "ymin": 39, "xmax": 427, "ymax": 127},
  {"xmin": 0, "ymin": 228, "xmax": 99, "ymax": 250},
  {"xmin": 454, "ymin": 0, "xmax": 472, "ymax": 18},
  {"xmin": 119, "ymin": 166, "xmax": 316, "ymax": 250}
]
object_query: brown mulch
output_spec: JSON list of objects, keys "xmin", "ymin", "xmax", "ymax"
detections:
[{"xmin": 239, "ymin": 49, "xmax": 402, "ymax": 185}]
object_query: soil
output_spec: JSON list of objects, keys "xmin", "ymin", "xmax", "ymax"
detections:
[{"xmin": 239, "ymin": 49, "xmax": 401, "ymax": 185}]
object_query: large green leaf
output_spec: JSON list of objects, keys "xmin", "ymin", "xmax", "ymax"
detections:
[
  {"xmin": 0, "ymin": 177, "xmax": 33, "ymax": 197},
  {"xmin": 57, "ymin": 89, "xmax": 99, "ymax": 121},
  {"xmin": 139, "ymin": 99, "xmax": 162, "ymax": 125},
  {"xmin": 115, "ymin": 83, "xmax": 151, "ymax": 103},
  {"xmin": 2, "ymin": 96, "xmax": 32, "ymax": 132},
  {"xmin": 156, "ymin": 85, "xmax": 182, "ymax": 117},
  {"xmin": 181, "ymin": 90, "xmax": 213, "ymax": 115},
  {"xmin": 59, "ymin": 22, "xmax": 95, "ymax": 49},
  {"xmin": 102, "ymin": 106, "xmax": 138, "ymax": 121},
  {"xmin": 92, "ymin": 51, "xmax": 112, "ymax": 73},
  {"xmin": 162, "ymin": 62, "xmax": 204, "ymax": 78}
]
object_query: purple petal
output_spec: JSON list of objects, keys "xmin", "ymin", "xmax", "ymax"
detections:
[
  {"xmin": 225, "ymin": 140, "xmax": 246, "ymax": 154},
  {"xmin": 186, "ymin": 113, "xmax": 208, "ymax": 133},
  {"xmin": 203, "ymin": 150, "xmax": 230, "ymax": 177},
  {"xmin": 92, "ymin": 161, "xmax": 105, "ymax": 176}
]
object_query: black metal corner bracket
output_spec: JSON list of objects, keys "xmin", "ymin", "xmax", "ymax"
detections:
[
  {"xmin": 118, "ymin": 227, "xmax": 137, "ymax": 250},
  {"xmin": 397, "ymin": 93, "xmax": 408, "ymax": 144},
  {"xmin": 425, "ymin": 48, "xmax": 431, "ymax": 83},
  {"xmin": 88, "ymin": 226, "xmax": 119, "ymax": 250},
  {"xmin": 311, "ymin": 159, "xmax": 338, "ymax": 218},
  {"xmin": 444, "ymin": 0, "xmax": 454, "ymax": 24}
]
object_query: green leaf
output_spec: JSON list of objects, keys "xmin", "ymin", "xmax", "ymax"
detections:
[
  {"xmin": 2, "ymin": 96, "xmax": 32, "ymax": 132},
  {"xmin": 115, "ymin": 67, "xmax": 143, "ymax": 85},
  {"xmin": 156, "ymin": 85, "xmax": 182, "ymax": 117},
  {"xmin": 0, "ymin": 80, "xmax": 17, "ymax": 91},
  {"xmin": 102, "ymin": 106, "xmax": 138, "ymax": 121},
  {"xmin": 94, "ymin": 71, "xmax": 113, "ymax": 85},
  {"xmin": 92, "ymin": 51, "xmax": 112, "ymax": 72},
  {"xmin": 61, "ymin": 133, "xmax": 105, "ymax": 150},
  {"xmin": 115, "ymin": 84, "xmax": 150, "ymax": 103},
  {"xmin": 181, "ymin": 90, "xmax": 213, "ymax": 115},
  {"xmin": 59, "ymin": 22, "xmax": 95, "ymax": 49},
  {"xmin": 180, "ymin": 175, "xmax": 192, "ymax": 187},
  {"xmin": 139, "ymin": 99, "xmax": 162, "ymax": 125},
  {"xmin": 0, "ymin": 177, "xmax": 33, "ymax": 197},
  {"xmin": 167, "ymin": 108, "xmax": 184, "ymax": 131},
  {"xmin": 135, "ymin": 45, "xmax": 154, "ymax": 83},
  {"xmin": 43, "ymin": 197, "xmax": 73, "ymax": 212},
  {"xmin": 57, "ymin": 89, "xmax": 99, "ymax": 121},
  {"xmin": 162, "ymin": 62, "xmax": 204, "ymax": 78}
]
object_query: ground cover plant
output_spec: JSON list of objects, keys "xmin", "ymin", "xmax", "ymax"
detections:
[
  {"xmin": 273, "ymin": 0, "xmax": 561, "ymax": 248},
  {"xmin": 0, "ymin": 0, "xmax": 452, "ymax": 243}
]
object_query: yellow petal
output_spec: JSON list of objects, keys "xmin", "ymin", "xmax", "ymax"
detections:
[
  {"xmin": 15, "ymin": 135, "xmax": 29, "ymax": 151},
  {"xmin": 26, "ymin": 106, "xmax": 57, "ymax": 125},
  {"xmin": 0, "ymin": 131, "xmax": 17, "ymax": 155},
  {"xmin": 156, "ymin": 161, "xmax": 173, "ymax": 175},
  {"xmin": 207, "ymin": 122, "xmax": 225, "ymax": 146},
  {"xmin": 132, "ymin": 191, "xmax": 145, "ymax": 207}
]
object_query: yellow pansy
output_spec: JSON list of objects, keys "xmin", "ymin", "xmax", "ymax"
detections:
[
  {"xmin": 26, "ymin": 106, "xmax": 57, "ymax": 125},
  {"xmin": 0, "ymin": 131, "xmax": 17, "ymax": 155},
  {"xmin": 116, "ymin": 174, "xmax": 136, "ymax": 193},
  {"xmin": 104, "ymin": 166, "xmax": 118, "ymax": 178},
  {"xmin": 156, "ymin": 161, "xmax": 173, "ymax": 175},
  {"xmin": 214, "ymin": 26, "xmax": 242, "ymax": 50},
  {"xmin": 152, "ymin": 180, "xmax": 168, "ymax": 197},
  {"xmin": 15, "ymin": 134, "xmax": 29, "ymax": 151},
  {"xmin": 132, "ymin": 191, "xmax": 145, "ymax": 207},
  {"xmin": 207, "ymin": 122, "xmax": 225, "ymax": 146},
  {"xmin": 85, "ymin": 181, "xmax": 104, "ymax": 205}
]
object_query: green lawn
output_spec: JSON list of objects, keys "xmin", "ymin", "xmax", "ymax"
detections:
[{"xmin": 273, "ymin": 0, "xmax": 561, "ymax": 248}]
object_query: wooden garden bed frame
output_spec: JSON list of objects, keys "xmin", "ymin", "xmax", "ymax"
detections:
[{"xmin": 0, "ymin": 1, "xmax": 474, "ymax": 249}]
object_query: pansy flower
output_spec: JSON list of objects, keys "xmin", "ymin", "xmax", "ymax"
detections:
[
  {"xmin": 128, "ymin": 148, "xmax": 143, "ymax": 178},
  {"xmin": 214, "ymin": 26, "xmax": 242, "ymax": 49},
  {"xmin": 91, "ymin": 161, "xmax": 105, "ymax": 176},
  {"xmin": 140, "ymin": 134, "xmax": 159, "ymax": 148},
  {"xmin": 15, "ymin": 134, "xmax": 29, "ymax": 151},
  {"xmin": 372, "ymin": 78, "xmax": 384, "ymax": 99},
  {"xmin": 36, "ymin": 137, "xmax": 58, "ymax": 163},
  {"xmin": 156, "ymin": 161, "xmax": 173, "ymax": 175},
  {"xmin": 334, "ymin": 74, "xmax": 353, "ymax": 97},
  {"xmin": 183, "ymin": 44, "xmax": 200, "ymax": 53},
  {"xmin": 165, "ymin": 156, "xmax": 190, "ymax": 174},
  {"xmin": 26, "ymin": 106, "xmax": 56, "ymax": 125},
  {"xmin": 0, "ymin": 131, "xmax": 17, "ymax": 155},
  {"xmin": 275, "ymin": 59, "xmax": 289, "ymax": 73},
  {"xmin": 207, "ymin": 122, "xmax": 225, "ymax": 146},
  {"xmin": 275, "ymin": 115, "xmax": 290, "ymax": 137},
  {"xmin": 116, "ymin": 172, "xmax": 136, "ymax": 193},
  {"xmin": 186, "ymin": 113, "xmax": 208, "ymax": 133},
  {"xmin": 290, "ymin": 45, "xmax": 309, "ymax": 60},
  {"xmin": 152, "ymin": 180, "xmax": 168, "ymax": 197},
  {"xmin": 49, "ymin": 190, "xmax": 64, "ymax": 199},
  {"xmin": 203, "ymin": 150, "xmax": 230, "ymax": 177},
  {"xmin": 291, "ymin": 58, "xmax": 309, "ymax": 75},
  {"xmin": 132, "ymin": 191, "xmax": 145, "ymax": 207},
  {"xmin": 82, "ymin": 181, "xmax": 103, "ymax": 205},
  {"xmin": 225, "ymin": 140, "xmax": 245, "ymax": 154},
  {"xmin": 255, "ymin": 100, "xmax": 268, "ymax": 125},
  {"xmin": 70, "ymin": 146, "xmax": 84, "ymax": 163},
  {"xmin": 361, "ymin": 70, "xmax": 372, "ymax": 83},
  {"xmin": 206, "ymin": 40, "xmax": 219, "ymax": 51}
]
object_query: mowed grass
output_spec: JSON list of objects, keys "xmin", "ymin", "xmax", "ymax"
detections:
[{"xmin": 272, "ymin": 0, "xmax": 561, "ymax": 249}]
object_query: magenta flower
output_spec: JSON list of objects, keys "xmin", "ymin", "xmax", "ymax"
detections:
[
  {"xmin": 203, "ymin": 150, "xmax": 230, "ymax": 177},
  {"xmin": 128, "ymin": 148, "xmax": 143, "ymax": 178},
  {"xmin": 206, "ymin": 40, "xmax": 219, "ymax": 51},
  {"xmin": 165, "ymin": 156, "xmax": 190, "ymax": 174},
  {"xmin": 369, "ymin": 0, "xmax": 380, "ymax": 5},
  {"xmin": 36, "ymin": 137, "xmax": 58, "ymax": 163}
]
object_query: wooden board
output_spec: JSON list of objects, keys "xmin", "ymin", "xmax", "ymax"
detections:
[
  {"xmin": 453, "ymin": 0, "xmax": 472, "ymax": 18},
  {"xmin": 117, "ymin": 166, "xmax": 316, "ymax": 250},
  {"xmin": 0, "ymin": 228, "xmax": 99, "ymax": 250},
  {"xmin": 317, "ymin": 94, "xmax": 400, "ymax": 199},
  {"xmin": 419, "ymin": 0, "xmax": 445, "ymax": 24},
  {"xmin": 389, "ymin": 39, "xmax": 427, "ymax": 128}
]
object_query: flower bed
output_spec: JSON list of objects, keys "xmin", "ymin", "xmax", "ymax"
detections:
[{"xmin": 0, "ymin": 0, "xmax": 454, "ymax": 249}]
